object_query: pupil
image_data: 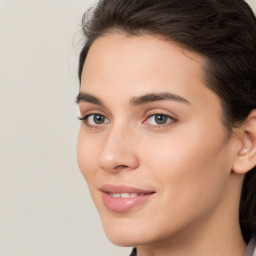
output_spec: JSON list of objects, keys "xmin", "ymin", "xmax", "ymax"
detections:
[
  {"xmin": 155, "ymin": 115, "xmax": 167, "ymax": 124},
  {"xmin": 94, "ymin": 115, "xmax": 105, "ymax": 124}
]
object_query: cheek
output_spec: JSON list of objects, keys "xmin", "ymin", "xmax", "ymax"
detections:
[
  {"xmin": 142, "ymin": 123, "xmax": 232, "ymax": 215},
  {"xmin": 77, "ymin": 129, "xmax": 98, "ymax": 182},
  {"xmin": 77, "ymin": 129, "xmax": 107, "ymax": 213}
]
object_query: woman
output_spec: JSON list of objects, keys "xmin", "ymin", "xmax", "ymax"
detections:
[{"xmin": 76, "ymin": 0, "xmax": 256, "ymax": 255}]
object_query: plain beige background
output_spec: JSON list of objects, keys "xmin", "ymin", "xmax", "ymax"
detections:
[{"xmin": 0, "ymin": 0, "xmax": 255, "ymax": 255}]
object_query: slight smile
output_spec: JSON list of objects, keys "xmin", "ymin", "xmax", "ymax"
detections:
[{"xmin": 100, "ymin": 185, "xmax": 156, "ymax": 212}]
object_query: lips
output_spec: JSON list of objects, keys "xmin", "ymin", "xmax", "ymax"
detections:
[{"xmin": 100, "ymin": 184, "xmax": 155, "ymax": 212}]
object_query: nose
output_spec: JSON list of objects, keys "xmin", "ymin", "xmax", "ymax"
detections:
[{"xmin": 99, "ymin": 126, "xmax": 139, "ymax": 173}]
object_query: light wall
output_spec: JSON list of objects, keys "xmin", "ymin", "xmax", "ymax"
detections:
[
  {"xmin": 0, "ymin": 1, "xmax": 255, "ymax": 255},
  {"xmin": 0, "ymin": 0, "xmax": 130, "ymax": 255},
  {"xmin": 247, "ymin": 0, "xmax": 256, "ymax": 11}
]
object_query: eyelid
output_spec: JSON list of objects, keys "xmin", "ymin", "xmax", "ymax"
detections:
[
  {"xmin": 78, "ymin": 103, "xmax": 112, "ymax": 119},
  {"xmin": 143, "ymin": 110, "xmax": 178, "ymax": 128},
  {"xmin": 78, "ymin": 107, "xmax": 107, "ymax": 120},
  {"xmin": 78, "ymin": 112, "xmax": 110, "ymax": 128}
]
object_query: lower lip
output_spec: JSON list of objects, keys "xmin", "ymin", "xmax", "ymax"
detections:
[{"xmin": 102, "ymin": 192, "xmax": 154, "ymax": 212}]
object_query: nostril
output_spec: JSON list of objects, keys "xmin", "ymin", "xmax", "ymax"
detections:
[{"xmin": 115, "ymin": 165, "xmax": 129, "ymax": 169}]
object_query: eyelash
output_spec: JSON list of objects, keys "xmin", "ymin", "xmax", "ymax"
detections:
[
  {"xmin": 143, "ymin": 113, "xmax": 177, "ymax": 128},
  {"xmin": 78, "ymin": 114, "xmax": 110, "ymax": 128},
  {"xmin": 78, "ymin": 112, "xmax": 177, "ymax": 129}
]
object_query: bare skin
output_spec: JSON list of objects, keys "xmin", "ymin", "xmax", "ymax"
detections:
[{"xmin": 77, "ymin": 34, "xmax": 256, "ymax": 256}]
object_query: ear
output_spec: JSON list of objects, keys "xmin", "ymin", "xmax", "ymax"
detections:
[{"xmin": 232, "ymin": 110, "xmax": 256, "ymax": 174}]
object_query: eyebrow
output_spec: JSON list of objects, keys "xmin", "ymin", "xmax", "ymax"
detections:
[
  {"xmin": 76, "ymin": 92, "xmax": 191, "ymax": 106},
  {"xmin": 76, "ymin": 92, "xmax": 104, "ymax": 106},
  {"xmin": 130, "ymin": 92, "xmax": 191, "ymax": 106}
]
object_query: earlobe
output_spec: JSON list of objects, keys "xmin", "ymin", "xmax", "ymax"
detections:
[{"xmin": 232, "ymin": 110, "xmax": 256, "ymax": 174}]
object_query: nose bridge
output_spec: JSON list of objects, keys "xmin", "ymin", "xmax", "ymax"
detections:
[{"xmin": 99, "ymin": 122, "xmax": 139, "ymax": 172}]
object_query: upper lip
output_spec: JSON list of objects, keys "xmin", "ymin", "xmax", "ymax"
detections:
[{"xmin": 100, "ymin": 184, "xmax": 155, "ymax": 194}]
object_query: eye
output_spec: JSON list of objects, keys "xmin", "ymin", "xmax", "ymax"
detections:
[
  {"xmin": 79, "ymin": 114, "xmax": 110, "ymax": 126},
  {"xmin": 145, "ymin": 114, "xmax": 176, "ymax": 126}
]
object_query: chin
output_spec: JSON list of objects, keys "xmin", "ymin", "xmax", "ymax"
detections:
[
  {"xmin": 103, "ymin": 226, "xmax": 136, "ymax": 246},
  {"xmin": 107, "ymin": 236, "xmax": 138, "ymax": 247},
  {"xmin": 101, "ymin": 217, "xmax": 148, "ymax": 247}
]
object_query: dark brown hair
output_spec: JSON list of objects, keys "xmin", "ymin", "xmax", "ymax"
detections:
[{"xmin": 78, "ymin": 0, "xmax": 256, "ymax": 242}]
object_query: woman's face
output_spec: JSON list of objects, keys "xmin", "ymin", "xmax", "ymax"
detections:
[{"xmin": 77, "ymin": 34, "xmax": 240, "ymax": 246}]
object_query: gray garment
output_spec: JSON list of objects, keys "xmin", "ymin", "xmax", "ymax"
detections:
[{"xmin": 243, "ymin": 237, "xmax": 256, "ymax": 256}]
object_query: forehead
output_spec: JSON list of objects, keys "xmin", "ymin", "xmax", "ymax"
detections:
[
  {"xmin": 80, "ymin": 34, "xmax": 219, "ymax": 110},
  {"xmin": 82, "ymin": 33, "xmax": 206, "ymax": 82}
]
